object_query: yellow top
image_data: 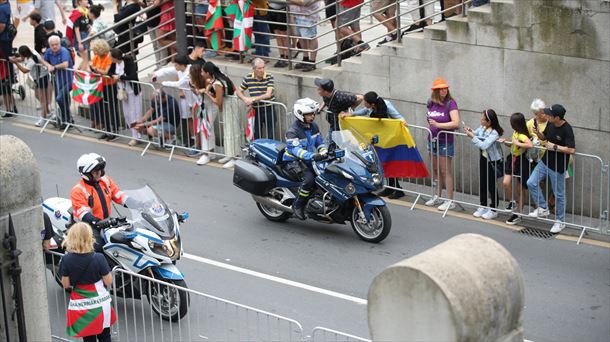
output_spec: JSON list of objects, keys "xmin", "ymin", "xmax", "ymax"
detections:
[
  {"xmin": 511, "ymin": 131, "xmax": 530, "ymax": 157},
  {"xmin": 17, "ymin": 0, "xmax": 33, "ymax": 4}
]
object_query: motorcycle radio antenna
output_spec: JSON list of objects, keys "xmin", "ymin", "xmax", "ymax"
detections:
[{"xmin": 55, "ymin": 184, "xmax": 59, "ymax": 197}]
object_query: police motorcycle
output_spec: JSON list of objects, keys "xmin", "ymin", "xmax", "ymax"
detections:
[
  {"xmin": 233, "ymin": 114, "xmax": 392, "ymax": 243},
  {"xmin": 43, "ymin": 185, "xmax": 190, "ymax": 321}
]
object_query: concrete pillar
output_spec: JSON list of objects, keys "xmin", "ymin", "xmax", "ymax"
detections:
[
  {"xmin": 368, "ymin": 233, "xmax": 525, "ymax": 342},
  {"xmin": 0, "ymin": 135, "xmax": 51, "ymax": 342}
]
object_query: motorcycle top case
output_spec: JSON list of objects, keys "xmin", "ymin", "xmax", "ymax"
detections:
[{"xmin": 233, "ymin": 159, "xmax": 276, "ymax": 195}]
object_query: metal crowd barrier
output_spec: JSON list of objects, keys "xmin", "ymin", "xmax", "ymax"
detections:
[{"xmin": 44, "ymin": 251, "xmax": 370, "ymax": 341}]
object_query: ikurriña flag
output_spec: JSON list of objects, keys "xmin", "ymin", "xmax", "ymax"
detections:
[
  {"xmin": 340, "ymin": 117, "xmax": 430, "ymax": 178},
  {"xmin": 225, "ymin": 0, "xmax": 254, "ymax": 52},
  {"xmin": 71, "ymin": 71, "xmax": 104, "ymax": 105},
  {"xmin": 205, "ymin": 0, "xmax": 224, "ymax": 51},
  {"xmin": 66, "ymin": 281, "xmax": 116, "ymax": 337}
]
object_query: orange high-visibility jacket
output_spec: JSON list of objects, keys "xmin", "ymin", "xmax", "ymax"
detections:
[{"xmin": 70, "ymin": 176, "xmax": 127, "ymax": 222}]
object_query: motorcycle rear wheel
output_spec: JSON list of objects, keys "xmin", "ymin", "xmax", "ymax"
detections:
[
  {"xmin": 256, "ymin": 202, "xmax": 292, "ymax": 222},
  {"xmin": 146, "ymin": 278, "xmax": 190, "ymax": 322},
  {"xmin": 350, "ymin": 206, "xmax": 392, "ymax": 243}
]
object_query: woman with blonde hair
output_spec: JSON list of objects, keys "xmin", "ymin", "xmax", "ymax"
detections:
[
  {"xmin": 59, "ymin": 222, "xmax": 116, "ymax": 341},
  {"xmin": 90, "ymin": 39, "xmax": 119, "ymax": 140}
]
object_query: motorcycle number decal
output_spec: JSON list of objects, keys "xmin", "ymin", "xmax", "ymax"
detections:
[
  {"xmin": 289, "ymin": 139, "xmax": 300, "ymax": 147},
  {"xmin": 54, "ymin": 210, "xmax": 62, "ymax": 219}
]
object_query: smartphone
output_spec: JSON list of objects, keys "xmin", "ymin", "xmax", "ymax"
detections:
[{"xmin": 533, "ymin": 119, "xmax": 538, "ymax": 129}]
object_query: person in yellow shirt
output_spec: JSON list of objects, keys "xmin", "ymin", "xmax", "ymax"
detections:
[
  {"xmin": 526, "ymin": 98, "xmax": 548, "ymax": 161},
  {"xmin": 500, "ymin": 112, "xmax": 533, "ymax": 225}
]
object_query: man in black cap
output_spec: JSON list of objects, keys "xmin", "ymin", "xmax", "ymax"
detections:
[
  {"xmin": 527, "ymin": 104, "xmax": 576, "ymax": 234},
  {"xmin": 314, "ymin": 78, "xmax": 362, "ymax": 132}
]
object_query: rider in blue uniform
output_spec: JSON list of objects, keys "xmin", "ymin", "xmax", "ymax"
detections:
[{"xmin": 284, "ymin": 98, "xmax": 328, "ymax": 220}]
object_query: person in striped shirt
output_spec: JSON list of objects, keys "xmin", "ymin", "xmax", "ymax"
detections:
[{"xmin": 236, "ymin": 58, "xmax": 278, "ymax": 139}]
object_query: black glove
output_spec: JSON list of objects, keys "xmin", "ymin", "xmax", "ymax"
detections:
[
  {"xmin": 312, "ymin": 153, "xmax": 326, "ymax": 161},
  {"xmin": 94, "ymin": 219, "xmax": 111, "ymax": 230}
]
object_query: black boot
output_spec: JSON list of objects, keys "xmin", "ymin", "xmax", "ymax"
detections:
[{"xmin": 292, "ymin": 189, "xmax": 309, "ymax": 220}]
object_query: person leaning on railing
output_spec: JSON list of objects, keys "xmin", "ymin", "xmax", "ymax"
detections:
[
  {"xmin": 236, "ymin": 58, "xmax": 278, "ymax": 139},
  {"xmin": 465, "ymin": 109, "xmax": 504, "ymax": 220},
  {"xmin": 527, "ymin": 104, "xmax": 576, "ymax": 234},
  {"xmin": 314, "ymin": 78, "xmax": 363, "ymax": 132},
  {"xmin": 90, "ymin": 39, "xmax": 120, "ymax": 141},
  {"xmin": 0, "ymin": 0, "xmax": 17, "ymax": 117},
  {"xmin": 343, "ymin": 91, "xmax": 407, "ymax": 199},
  {"xmin": 10, "ymin": 45, "xmax": 52, "ymax": 126},
  {"xmin": 42, "ymin": 35, "xmax": 74, "ymax": 127}
]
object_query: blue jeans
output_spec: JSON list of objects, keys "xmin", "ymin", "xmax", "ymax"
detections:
[
  {"xmin": 253, "ymin": 15, "xmax": 270, "ymax": 56},
  {"xmin": 527, "ymin": 162, "xmax": 566, "ymax": 221}
]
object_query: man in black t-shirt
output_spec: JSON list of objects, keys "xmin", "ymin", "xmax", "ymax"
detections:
[
  {"xmin": 527, "ymin": 104, "xmax": 576, "ymax": 234},
  {"xmin": 315, "ymin": 78, "xmax": 363, "ymax": 132}
]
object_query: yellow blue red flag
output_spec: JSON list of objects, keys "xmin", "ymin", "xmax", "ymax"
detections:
[{"xmin": 340, "ymin": 117, "xmax": 429, "ymax": 178}]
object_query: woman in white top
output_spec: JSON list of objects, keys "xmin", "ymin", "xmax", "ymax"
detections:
[
  {"xmin": 110, "ymin": 49, "xmax": 142, "ymax": 146},
  {"xmin": 10, "ymin": 45, "xmax": 52, "ymax": 126}
]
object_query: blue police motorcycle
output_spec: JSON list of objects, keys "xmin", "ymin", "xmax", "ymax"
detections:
[{"xmin": 233, "ymin": 129, "xmax": 392, "ymax": 243}]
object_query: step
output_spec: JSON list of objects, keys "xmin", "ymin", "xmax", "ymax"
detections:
[
  {"xmin": 446, "ymin": 15, "xmax": 476, "ymax": 45},
  {"xmin": 467, "ymin": 3, "xmax": 492, "ymax": 24},
  {"xmin": 424, "ymin": 21, "xmax": 447, "ymax": 41}
]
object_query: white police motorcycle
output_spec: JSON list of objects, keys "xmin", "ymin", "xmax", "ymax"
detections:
[{"xmin": 43, "ymin": 185, "xmax": 189, "ymax": 321}]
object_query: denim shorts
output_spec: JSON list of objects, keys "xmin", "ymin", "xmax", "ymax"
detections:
[
  {"xmin": 295, "ymin": 17, "xmax": 317, "ymax": 38},
  {"xmin": 153, "ymin": 122, "xmax": 176, "ymax": 135},
  {"xmin": 428, "ymin": 140, "xmax": 455, "ymax": 157},
  {"xmin": 194, "ymin": 4, "xmax": 208, "ymax": 15}
]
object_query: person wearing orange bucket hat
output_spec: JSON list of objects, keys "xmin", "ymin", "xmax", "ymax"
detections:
[{"xmin": 425, "ymin": 77, "xmax": 461, "ymax": 211}]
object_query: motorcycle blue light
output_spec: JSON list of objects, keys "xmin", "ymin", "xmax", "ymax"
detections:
[{"xmin": 335, "ymin": 149, "xmax": 345, "ymax": 158}]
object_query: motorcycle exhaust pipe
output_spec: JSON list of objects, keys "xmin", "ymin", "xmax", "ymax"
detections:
[{"xmin": 252, "ymin": 195, "xmax": 294, "ymax": 213}]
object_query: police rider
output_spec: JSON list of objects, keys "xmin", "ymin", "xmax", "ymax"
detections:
[
  {"xmin": 70, "ymin": 153, "xmax": 133, "ymax": 252},
  {"xmin": 285, "ymin": 98, "xmax": 328, "ymax": 220}
]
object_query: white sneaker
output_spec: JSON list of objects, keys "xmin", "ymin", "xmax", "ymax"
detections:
[
  {"xmin": 473, "ymin": 207, "xmax": 487, "ymax": 218},
  {"xmin": 528, "ymin": 207, "xmax": 550, "ymax": 218},
  {"xmin": 425, "ymin": 195, "xmax": 441, "ymax": 206},
  {"xmin": 218, "ymin": 156, "xmax": 232, "ymax": 164},
  {"xmin": 222, "ymin": 160, "xmax": 235, "ymax": 169},
  {"xmin": 35, "ymin": 118, "xmax": 44, "ymax": 127},
  {"xmin": 550, "ymin": 221, "xmax": 566, "ymax": 234},
  {"xmin": 197, "ymin": 154, "xmax": 210, "ymax": 165},
  {"xmin": 437, "ymin": 200, "xmax": 456, "ymax": 211},
  {"xmin": 482, "ymin": 209, "xmax": 498, "ymax": 220}
]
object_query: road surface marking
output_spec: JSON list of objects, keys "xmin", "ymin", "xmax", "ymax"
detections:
[{"xmin": 183, "ymin": 253, "xmax": 368, "ymax": 305}]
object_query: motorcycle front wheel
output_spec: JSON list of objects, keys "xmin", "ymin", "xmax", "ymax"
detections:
[
  {"xmin": 350, "ymin": 206, "xmax": 392, "ymax": 243},
  {"xmin": 146, "ymin": 278, "xmax": 190, "ymax": 322}
]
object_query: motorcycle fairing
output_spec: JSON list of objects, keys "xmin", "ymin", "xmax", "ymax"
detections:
[
  {"xmin": 152, "ymin": 264, "xmax": 184, "ymax": 280},
  {"xmin": 358, "ymin": 194, "xmax": 386, "ymax": 220},
  {"xmin": 103, "ymin": 243, "xmax": 160, "ymax": 273}
]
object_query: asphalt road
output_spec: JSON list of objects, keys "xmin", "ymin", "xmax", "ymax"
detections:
[{"xmin": 2, "ymin": 120, "xmax": 610, "ymax": 342}]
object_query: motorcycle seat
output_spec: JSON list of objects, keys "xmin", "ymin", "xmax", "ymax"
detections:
[{"xmin": 109, "ymin": 231, "xmax": 132, "ymax": 245}]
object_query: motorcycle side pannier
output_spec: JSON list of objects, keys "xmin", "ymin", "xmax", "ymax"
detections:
[{"xmin": 233, "ymin": 160, "xmax": 276, "ymax": 195}]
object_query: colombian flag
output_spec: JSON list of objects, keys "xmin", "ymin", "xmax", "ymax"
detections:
[{"xmin": 340, "ymin": 117, "xmax": 429, "ymax": 178}]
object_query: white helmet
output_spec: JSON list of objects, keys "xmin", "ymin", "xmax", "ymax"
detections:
[
  {"xmin": 77, "ymin": 153, "xmax": 106, "ymax": 181},
  {"xmin": 293, "ymin": 98, "xmax": 319, "ymax": 122}
]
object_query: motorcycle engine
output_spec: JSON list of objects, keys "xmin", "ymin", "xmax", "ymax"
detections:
[{"xmin": 306, "ymin": 198, "xmax": 325, "ymax": 214}]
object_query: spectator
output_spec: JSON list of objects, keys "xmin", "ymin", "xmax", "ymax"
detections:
[
  {"xmin": 526, "ymin": 98, "xmax": 548, "ymax": 162},
  {"xmin": 90, "ymin": 39, "xmax": 119, "ymax": 141},
  {"xmin": 347, "ymin": 91, "xmax": 406, "ymax": 199},
  {"xmin": 440, "ymin": 0, "xmax": 462, "ymax": 21},
  {"xmin": 14, "ymin": 0, "xmax": 35, "ymax": 29},
  {"xmin": 527, "ymin": 104, "xmax": 576, "ymax": 234},
  {"xmin": 465, "ymin": 109, "xmax": 504, "ymax": 220},
  {"xmin": 372, "ymin": 0, "xmax": 397, "ymax": 46},
  {"xmin": 10, "ymin": 45, "xmax": 52, "ymax": 126},
  {"xmin": 144, "ymin": 0, "xmax": 167, "ymax": 65},
  {"xmin": 402, "ymin": 0, "xmax": 432, "ymax": 35},
  {"xmin": 289, "ymin": 0, "xmax": 322, "ymax": 72},
  {"xmin": 68, "ymin": 0, "xmax": 92, "ymax": 70},
  {"xmin": 425, "ymin": 77, "xmax": 460, "ymax": 211},
  {"xmin": 29, "ymin": 13, "xmax": 47, "ymax": 54},
  {"xmin": 197, "ymin": 61, "xmax": 236, "ymax": 166},
  {"xmin": 0, "ymin": 0, "xmax": 17, "ymax": 117},
  {"xmin": 156, "ymin": 55, "xmax": 197, "ymax": 150},
  {"xmin": 58, "ymin": 222, "xmax": 115, "ymax": 341},
  {"xmin": 268, "ymin": 0, "xmax": 289, "ymax": 67},
  {"xmin": 252, "ymin": 0, "xmax": 271, "ymax": 58},
  {"xmin": 42, "ymin": 36, "xmax": 74, "ymax": 127},
  {"xmin": 89, "ymin": 4, "xmax": 116, "ymax": 48},
  {"xmin": 337, "ymin": 0, "xmax": 369, "ymax": 55},
  {"xmin": 187, "ymin": 41, "xmax": 206, "ymax": 66},
  {"xmin": 154, "ymin": 0, "xmax": 176, "ymax": 63},
  {"xmin": 500, "ymin": 112, "xmax": 533, "ymax": 225},
  {"xmin": 113, "ymin": 0, "xmax": 141, "ymax": 55},
  {"xmin": 314, "ymin": 77, "xmax": 362, "ymax": 132},
  {"xmin": 110, "ymin": 49, "xmax": 142, "ymax": 146},
  {"xmin": 135, "ymin": 91, "xmax": 181, "ymax": 144},
  {"xmin": 34, "ymin": 0, "xmax": 66, "ymax": 25},
  {"xmin": 192, "ymin": 0, "xmax": 208, "ymax": 39},
  {"xmin": 71, "ymin": 0, "xmax": 93, "ymax": 8},
  {"xmin": 236, "ymin": 58, "xmax": 277, "ymax": 139}
]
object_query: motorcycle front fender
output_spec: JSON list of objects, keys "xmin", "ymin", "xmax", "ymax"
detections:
[
  {"xmin": 358, "ymin": 194, "xmax": 386, "ymax": 221},
  {"xmin": 151, "ymin": 263, "xmax": 184, "ymax": 281}
]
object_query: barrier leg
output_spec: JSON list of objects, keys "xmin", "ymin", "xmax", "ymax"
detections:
[
  {"xmin": 141, "ymin": 142, "xmax": 152, "ymax": 156},
  {"xmin": 410, "ymin": 194, "xmax": 421, "ymax": 210}
]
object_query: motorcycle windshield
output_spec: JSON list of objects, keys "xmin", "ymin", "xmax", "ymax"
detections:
[
  {"xmin": 124, "ymin": 186, "xmax": 175, "ymax": 239},
  {"xmin": 331, "ymin": 130, "xmax": 382, "ymax": 175}
]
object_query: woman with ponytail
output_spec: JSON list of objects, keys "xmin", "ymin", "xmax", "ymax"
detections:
[
  {"xmin": 344, "ymin": 91, "xmax": 406, "ymax": 199},
  {"xmin": 110, "ymin": 48, "xmax": 141, "ymax": 146}
]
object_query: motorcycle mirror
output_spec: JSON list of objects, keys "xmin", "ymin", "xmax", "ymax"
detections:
[{"xmin": 371, "ymin": 135, "xmax": 379, "ymax": 145}]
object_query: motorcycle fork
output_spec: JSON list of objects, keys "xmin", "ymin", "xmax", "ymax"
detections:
[{"xmin": 352, "ymin": 196, "xmax": 366, "ymax": 221}]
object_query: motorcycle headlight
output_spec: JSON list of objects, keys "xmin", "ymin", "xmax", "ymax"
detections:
[
  {"xmin": 340, "ymin": 170, "xmax": 354, "ymax": 180},
  {"xmin": 372, "ymin": 173, "xmax": 381, "ymax": 185}
]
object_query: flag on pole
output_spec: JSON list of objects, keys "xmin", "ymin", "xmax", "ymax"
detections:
[
  {"xmin": 340, "ymin": 117, "xmax": 430, "ymax": 178},
  {"xmin": 225, "ymin": 0, "xmax": 254, "ymax": 52},
  {"xmin": 71, "ymin": 70, "xmax": 104, "ymax": 105},
  {"xmin": 245, "ymin": 107, "xmax": 256, "ymax": 142},
  {"xmin": 66, "ymin": 281, "xmax": 116, "ymax": 337},
  {"xmin": 205, "ymin": 0, "xmax": 225, "ymax": 51}
]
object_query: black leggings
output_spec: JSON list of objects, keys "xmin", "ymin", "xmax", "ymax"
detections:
[
  {"xmin": 83, "ymin": 327, "xmax": 111, "ymax": 342},
  {"xmin": 479, "ymin": 154, "xmax": 501, "ymax": 208}
]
